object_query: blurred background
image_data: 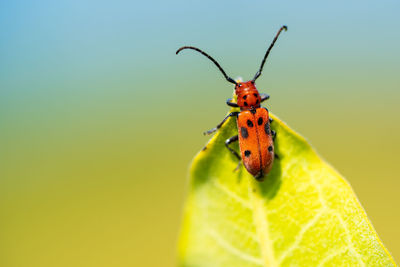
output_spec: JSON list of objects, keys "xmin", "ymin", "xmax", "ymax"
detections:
[{"xmin": 0, "ymin": 0, "xmax": 399, "ymax": 266}]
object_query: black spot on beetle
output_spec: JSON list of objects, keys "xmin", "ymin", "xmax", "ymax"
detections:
[
  {"xmin": 243, "ymin": 95, "xmax": 247, "ymax": 100},
  {"xmin": 240, "ymin": 127, "xmax": 249, "ymax": 138},
  {"xmin": 244, "ymin": 101, "xmax": 248, "ymax": 106},
  {"xmin": 258, "ymin": 117, "xmax": 263, "ymax": 125},
  {"xmin": 268, "ymin": 145, "xmax": 273, "ymax": 152},
  {"xmin": 244, "ymin": 150, "xmax": 251, "ymax": 157},
  {"xmin": 264, "ymin": 122, "xmax": 270, "ymax": 135},
  {"xmin": 254, "ymin": 93, "xmax": 258, "ymax": 97},
  {"xmin": 256, "ymin": 99, "xmax": 259, "ymax": 104},
  {"xmin": 247, "ymin": 120, "xmax": 254, "ymax": 127}
]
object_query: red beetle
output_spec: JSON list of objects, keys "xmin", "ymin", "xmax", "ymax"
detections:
[{"xmin": 177, "ymin": 26, "xmax": 287, "ymax": 181}]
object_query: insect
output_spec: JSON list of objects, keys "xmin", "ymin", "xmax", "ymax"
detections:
[{"xmin": 176, "ymin": 26, "xmax": 287, "ymax": 181}]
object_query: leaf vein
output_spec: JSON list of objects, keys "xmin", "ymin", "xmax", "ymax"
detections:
[
  {"xmin": 278, "ymin": 209, "xmax": 324, "ymax": 263},
  {"xmin": 336, "ymin": 214, "xmax": 366, "ymax": 267},
  {"xmin": 249, "ymin": 180, "xmax": 278, "ymax": 266},
  {"xmin": 212, "ymin": 179, "xmax": 252, "ymax": 209},
  {"xmin": 208, "ymin": 229, "xmax": 263, "ymax": 266},
  {"xmin": 316, "ymin": 248, "xmax": 349, "ymax": 267},
  {"xmin": 311, "ymin": 174, "xmax": 366, "ymax": 267}
]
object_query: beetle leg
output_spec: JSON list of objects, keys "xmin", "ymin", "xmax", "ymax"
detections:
[
  {"xmin": 270, "ymin": 129, "xmax": 279, "ymax": 159},
  {"xmin": 260, "ymin": 93, "xmax": 270, "ymax": 103},
  {"xmin": 225, "ymin": 135, "xmax": 240, "ymax": 160},
  {"xmin": 269, "ymin": 117, "xmax": 273, "ymax": 123},
  {"xmin": 234, "ymin": 161, "xmax": 242, "ymax": 171},
  {"xmin": 204, "ymin": 112, "xmax": 239, "ymax": 135},
  {"xmin": 225, "ymin": 135, "xmax": 242, "ymax": 170},
  {"xmin": 271, "ymin": 130, "xmax": 276, "ymax": 141},
  {"xmin": 225, "ymin": 135, "xmax": 242, "ymax": 171},
  {"xmin": 226, "ymin": 98, "xmax": 239, "ymax": 108}
]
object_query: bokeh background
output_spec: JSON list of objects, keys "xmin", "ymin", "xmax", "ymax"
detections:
[{"xmin": 1, "ymin": 0, "xmax": 399, "ymax": 266}]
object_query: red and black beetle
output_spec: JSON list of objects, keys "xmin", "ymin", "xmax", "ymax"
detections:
[{"xmin": 177, "ymin": 26, "xmax": 287, "ymax": 181}]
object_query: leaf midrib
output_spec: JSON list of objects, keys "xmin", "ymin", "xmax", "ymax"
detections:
[{"xmin": 249, "ymin": 178, "xmax": 277, "ymax": 267}]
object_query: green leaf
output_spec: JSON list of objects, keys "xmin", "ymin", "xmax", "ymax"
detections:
[{"xmin": 178, "ymin": 112, "xmax": 395, "ymax": 267}]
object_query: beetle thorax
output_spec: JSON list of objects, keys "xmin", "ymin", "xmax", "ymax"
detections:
[{"xmin": 235, "ymin": 80, "xmax": 261, "ymax": 110}]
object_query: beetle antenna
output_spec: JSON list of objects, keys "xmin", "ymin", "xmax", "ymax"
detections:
[
  {"xmin": 176, "ymin": 46, "xmax": 237, "ymax": 85},
  {"xmin": 253, "ymin": 25, "xmax": 287, "ymax": 81}
]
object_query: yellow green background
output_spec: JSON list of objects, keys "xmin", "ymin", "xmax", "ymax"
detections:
[{"xmin": 0, "ymin": 1, "xmax": 399, "ymax": 266}]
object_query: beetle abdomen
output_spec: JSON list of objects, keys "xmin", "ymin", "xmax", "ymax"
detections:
[{"xmin": 237, "ymin": 108, "xmax": 274, "ymax": 180}]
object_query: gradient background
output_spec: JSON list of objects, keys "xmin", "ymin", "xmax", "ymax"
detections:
[{"xmin": 0, "ymin": 1, "xmax": 399, "ymax": 266}]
